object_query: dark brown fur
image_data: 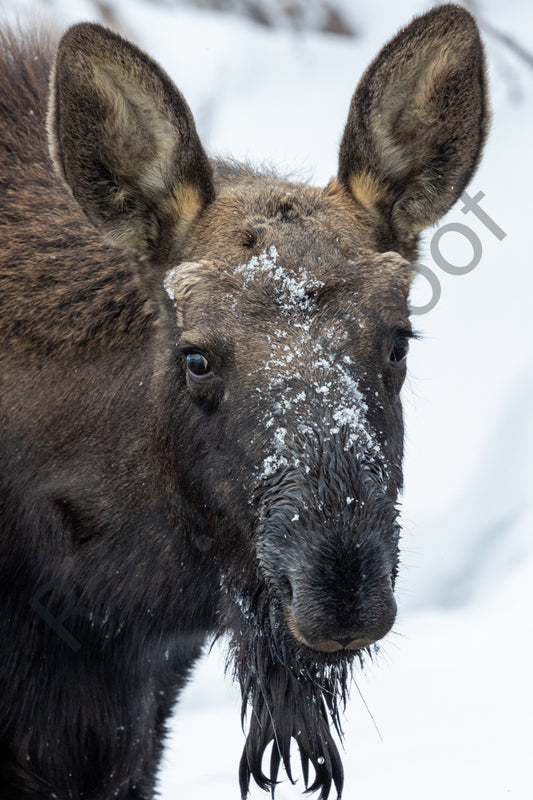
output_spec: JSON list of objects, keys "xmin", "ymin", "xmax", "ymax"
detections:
[{"xmin": 0, "ymin": 7, "xmax": 488, "ymax": 799}]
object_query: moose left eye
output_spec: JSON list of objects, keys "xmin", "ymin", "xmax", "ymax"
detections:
[
  {"xmin": 186, "ymin": 353, "xmax": 213, "ymax": 378},
  {"xmin": 389, "ymin": 337, "xmax": 410, "ymax": 364}
]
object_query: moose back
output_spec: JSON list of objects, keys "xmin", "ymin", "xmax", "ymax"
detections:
[{"xmin": 0, "ymin": 6, "xmax": 487, "ymax": 799}]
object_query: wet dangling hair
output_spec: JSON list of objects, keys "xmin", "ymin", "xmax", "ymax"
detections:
[{"xmin": 221, "ymin": 580, "xmax": 356, "ymax": 800}]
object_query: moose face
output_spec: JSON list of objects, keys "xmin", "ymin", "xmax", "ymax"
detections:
[{"xmin": 164, "ymin": 179, "xmax": 414, "ymax": 658}]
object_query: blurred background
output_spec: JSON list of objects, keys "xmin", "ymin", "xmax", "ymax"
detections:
[{"xmin": 1, "ymin": 0, "xmax": 531, "ymax": 797}]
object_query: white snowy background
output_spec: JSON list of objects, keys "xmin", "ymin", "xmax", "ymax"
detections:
[{"xmin": 2, "ymin": 0, "xmax": 532, "ymax": 797}]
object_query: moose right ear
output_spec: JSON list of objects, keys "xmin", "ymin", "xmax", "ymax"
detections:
[
  {"xmin": 48, "ymin": 23, "xmax": 214, "ymax": 275},
  {"xmin": 338, "ymin": 4, "xmax": 489, "ymax": 258}
]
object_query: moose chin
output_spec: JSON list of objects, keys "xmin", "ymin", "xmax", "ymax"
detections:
[{"xmin": 0, "ymin": 5, "xmax": 488, "ymax": 799}]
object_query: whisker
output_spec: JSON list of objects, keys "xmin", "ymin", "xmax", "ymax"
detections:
[{"xmin": 352, "ymin": 676, "xmax": 383, "ymax": 743}]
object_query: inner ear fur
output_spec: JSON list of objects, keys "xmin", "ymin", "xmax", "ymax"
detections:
[
  {"xmin": 338, "ymin": 4, "xmax": 489, "ymax": 258},
  {"xmin": 47, "ymin": 23, "xmax": 214, "ymax": 273}
]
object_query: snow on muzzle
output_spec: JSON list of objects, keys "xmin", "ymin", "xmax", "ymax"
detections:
[{"xmin": 256, "ymin": 437, "xmax": 401, "ymax": 654}]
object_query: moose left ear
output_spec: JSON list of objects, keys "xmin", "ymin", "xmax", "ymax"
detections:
[
  {"xmin": 48, "ymin": 23, "xmax": 214, "ymax": 274},
  {"xmin": 338, "ymin": 4, "xmax": 489, "ymax": 257}
]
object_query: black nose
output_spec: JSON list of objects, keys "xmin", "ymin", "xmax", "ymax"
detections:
[{"xmin": 286, "ymin": 575, "xmax": 397, "ymax": 653}]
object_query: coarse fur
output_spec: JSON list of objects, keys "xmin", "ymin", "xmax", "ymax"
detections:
[{"xmin": 0, "ymin": 7, "xmax": 488, "ymax": 800}]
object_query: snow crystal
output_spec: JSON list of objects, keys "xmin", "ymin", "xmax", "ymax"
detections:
[
  {"xmin": 262, "ymin": 453, "xmax": 289, "ymax": 478},
  {"xmin": 234, "ymin": 246, "xmax": 324, "ymax": 315},
  {"xmin": 163, "ymin": 267, "xmax": 179, "ymax": 301}
]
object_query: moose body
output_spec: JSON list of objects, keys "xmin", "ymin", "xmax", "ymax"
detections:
[{"xmin": 0, "ymin": 7, "xmax": 488, "ymax": 799}]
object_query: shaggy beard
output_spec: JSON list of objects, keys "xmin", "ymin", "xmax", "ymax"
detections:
[{"xmin": 220, "ymin": 579, "xmax": 357, "ymax": 800}]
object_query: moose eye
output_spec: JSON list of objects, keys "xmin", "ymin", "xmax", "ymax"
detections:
[
  {"xmin": 389, "ymin": 337, "xmax": 410, "ymax": 364},
  {"xmin": 186, "ymin": 353, "xmax": 213, "ymax": 379}
]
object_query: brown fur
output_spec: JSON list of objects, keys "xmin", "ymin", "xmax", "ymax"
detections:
[
  {"xmin": 0, "ymin": 8, "xmax": 488, "ymax": 800},
  {"xmin": 0, "ymin": 29, "xmax": 153, "ymax": 356}
]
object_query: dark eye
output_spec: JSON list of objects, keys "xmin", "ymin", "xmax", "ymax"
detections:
[
  {"xmin": 389, "ymin": 337, "xmax": 410, "ymax": 364},
  {"xmin": 186, "ymin": 353, "xmax": 213, "ymax": 379}
]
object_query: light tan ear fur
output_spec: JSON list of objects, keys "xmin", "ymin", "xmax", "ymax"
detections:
[
  {"xmin": 47, "ymin": 22, "xmax": 214, "ymax": 292},
  {"xmin": 339, "ymin": 4, "xmax": 489, "ymax": 259}
]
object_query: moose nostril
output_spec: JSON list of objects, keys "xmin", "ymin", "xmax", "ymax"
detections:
[{"xmin": 279, "ymin": 575, "xmax": 293, "ymax": 603}]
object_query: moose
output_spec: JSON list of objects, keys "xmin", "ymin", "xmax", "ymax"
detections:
[{"xmin": 0, "ymin": 5, "xmax": 487, "ymax": 799}]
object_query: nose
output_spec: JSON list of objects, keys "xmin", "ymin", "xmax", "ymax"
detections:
[{"xmin": 285, "ymin": 577, "xmax": 397, "ymax": 653}]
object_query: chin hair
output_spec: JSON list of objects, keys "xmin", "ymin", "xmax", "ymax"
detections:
[{"xmin": 220, "ymin": 581, "xmax": 360, "ymax": 800}]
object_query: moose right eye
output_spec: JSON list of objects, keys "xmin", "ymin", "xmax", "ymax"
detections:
[{"xmin": 186, "ymin": 353, "xmax": 213, "ymax": 379}]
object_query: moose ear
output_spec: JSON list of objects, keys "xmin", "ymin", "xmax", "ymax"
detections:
[
  {"xmin": 338, "ymin": 4, "xmax": 489, "ymax": 257},
  {"xmin": 48, "ymin": 23, "xmax": 214, "ymax": 265}
]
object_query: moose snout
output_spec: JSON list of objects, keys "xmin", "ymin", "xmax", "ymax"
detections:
[
  {"xmin": 280, "ymin": 566, "xmax": 397, "ymax": 653},
  {"xmin": 258, "ymin": 453, "xmax": 401, "ymax": 654}
]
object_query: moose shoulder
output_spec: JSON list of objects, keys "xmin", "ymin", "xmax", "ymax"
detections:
[{"xmin": 0, "ymin": 6, "xmax": 487, "ymax": 799}]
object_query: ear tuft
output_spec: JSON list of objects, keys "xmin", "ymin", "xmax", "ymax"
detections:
[
  {"xmin": 348, "ymin": 171, "xmax": 389, "ymax": 210},
  {"xmin": 169, "ymin": 184, "xmax": 205, "ymax": 229}
]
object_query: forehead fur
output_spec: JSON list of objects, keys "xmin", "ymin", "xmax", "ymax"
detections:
[
  {"xmin": 162, "ymin": 170, "xmax": 416, "ymax": 335},
  {"xmin": 164, "ymin": 246, "xmax": 414, "ymax": 334},
  {"xmin": 179, "ymin": 176, "xmax": 393, "ymax": 265}
]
